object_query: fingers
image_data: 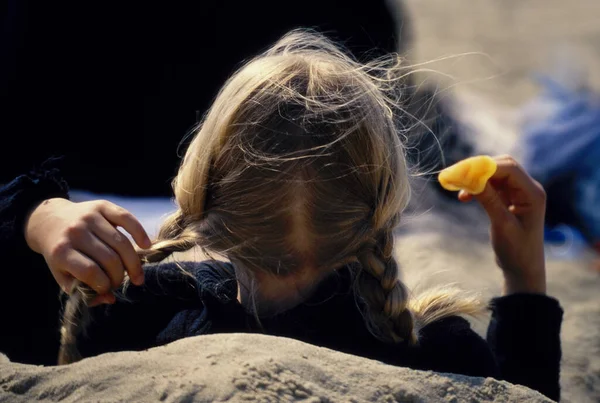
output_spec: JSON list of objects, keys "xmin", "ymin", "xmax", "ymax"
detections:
[
  {"xmin": 490, "ymin": 156, "xmax": 546, "ymax": 226},
  {"xmin": 56, "ymin": 249, "xmax": 112, "ymax": 295},
  {"xmin": 89, "ymin": 293, "xmax": 116, "ymax": 307},
  {"xmin": 53, "ymin": 266, "xmax": 116, "ymax": 307},
  {"xmin": 491, "ymin": 156, "xmax": 546, "ymax": 202},
  {"xmin": 91, "ymin": 217, "xmax": 145, "ymax": 286},
  {"xmin": 50, "ymin": 255, "xmax": 115, "ymax": 306},
  {"xmin": 78, "ymin": 232, "xmax": 127, "ymax": 289},
  {"xmin": 457, "ymin": 156, "xmax": 545, "ymax": 215},
  {"xmin": 474, "ymin": 183, "xmax": 518, "ymax": 226},
  {"xmin": 51, "ymin": 268, "xmax": 76, "ymax": 294},
  {"xmin": 458, "ymin": 190, "xmax": 473, "ymax": 202},
  {"xmin": 98, "ymin": 202, "xmax": 152, "ymax": 250}
]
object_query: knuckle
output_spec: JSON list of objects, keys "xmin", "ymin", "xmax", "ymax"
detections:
[
  {"xmin": 113, "ymin": 231, "xmax": 126, "ymax": 244},
  {"xmin": 64, "ymin": 223, "xmax": 86, "ymax": 238},
  {"xmin": 50, "ymin": 239, "xmax": 71, "ymax": 259},
  {"xmin": 80, "ymin": 211, "xmax": 98, "ymax": 224},
  {"xmin": 506, "ymin": 157, "xmax": 518, "ymax": 168},
  {"xmin": 113, "ymin": 231, "xmax": 133, "ymax": 249},
  {"xmin": 80, "ymin": 263, "xmax": 99, "ymax": 277},
  {"xmin": 497, "ymin": 154, "xmax": 519, "ymax": 168},
  {"xmin": 116, "ymin": 209, "xmax": 133, "ymax": 222},
  {"xmin": 480, "ymin": 191, "xmax": 500, "ymax": 207},
  {"xmin": 83, "ymin": 268, "xmax": 109, "ymax": 293},
  {"xmin": 104, "ymin": 250, "xmax": 122, "ymax": 269},
  {"xmin": 94, "ymin": 282, "xmax": 110, "ymax": 294},
  {"xmin": 534, "ymin": 182, "xmax": 547, "ymax": 202},
  {"xmin": 93, "ymin": 199, "xmax": 111, "ymax": 209}
]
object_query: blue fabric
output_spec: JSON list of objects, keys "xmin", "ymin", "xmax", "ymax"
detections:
[
  {"xmin": 522, "ymin": 75, "xmax": 600, "ymax": 183},
  {"xmin": 521, "ymin": 75, "xmax": 600, "ymax": 241}
]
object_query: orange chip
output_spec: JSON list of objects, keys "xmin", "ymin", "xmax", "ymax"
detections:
[{"xmin": 438, "ymin": 156, "xmax": 497, "ymax": 195}]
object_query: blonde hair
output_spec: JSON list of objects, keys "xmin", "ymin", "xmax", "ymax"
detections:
[{"xmin": 59, "ymin": 29, "xmax": 482, "ymax": 364}]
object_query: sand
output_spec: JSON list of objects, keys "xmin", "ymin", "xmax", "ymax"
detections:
[{"xmin": 0, "ymin": 333, "xmax": 553, "ymax": 403}]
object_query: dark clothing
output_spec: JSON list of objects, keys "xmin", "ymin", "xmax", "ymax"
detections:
[{"xmin": 0, "ymin": 166, "xmax": 563, "ymax": 401}]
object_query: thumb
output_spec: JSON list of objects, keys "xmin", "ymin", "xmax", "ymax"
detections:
[{"xmin": 474, "ymin": 183, "xmax": 515, "ymax": 224}]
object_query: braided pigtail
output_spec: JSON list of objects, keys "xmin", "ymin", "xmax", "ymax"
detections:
[
  {"xmin": 356, "ymin": 227, "xmax": 417, "ymax": 345},
  {"xmin": 57, "ymin": 284, "xmax": 95, "ymax": 365},
  {"xmin": 57, "ymin": 210, "xmax": 200, "ymax": 365},
  {"xmin": 138, "ymin": 211, "xmax": 200, "ymax": 264}
]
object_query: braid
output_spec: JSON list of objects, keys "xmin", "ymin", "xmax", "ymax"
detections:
[
  {"xmin": 58, "ymin": 210, "xmax": 199, "ymax": 365},
  {"xmin": 57, "ymin": 284, "xmax": 95, "ymax": 365},
  {"xmin": 356, "ymin": 227, "xmax": 417, "ymax": 345},
  {"xmin": 140, "ymin": 210, "xmax": 189, "ymax": 263}
]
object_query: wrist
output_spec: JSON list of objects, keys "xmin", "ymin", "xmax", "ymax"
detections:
[
  {"xmin": 24, "ymin": 198, "xmax": 65, "ymax": 253},
  {"xmin": 502, "ymin": 271, "xmax": 546, "ymax": 295},
  {"xmin": 24, "ymin": 201, "xmax": 45, "ymax": 253}
]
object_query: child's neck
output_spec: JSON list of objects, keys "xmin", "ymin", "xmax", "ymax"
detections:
[{"xmin": 234, "ymin": 263, "xmax": 327, "ymax": 316}]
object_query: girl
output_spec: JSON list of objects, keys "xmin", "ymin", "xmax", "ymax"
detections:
[{"xmin": 1, "ymin": 31, "xmax": 562, "ymax": 401}]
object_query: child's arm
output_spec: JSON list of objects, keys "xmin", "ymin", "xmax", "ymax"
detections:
[
  {"xmin": 0, "ymin": 162, "xmax": 152, "ymax": 364},
  {"xmin": 446, "ymin": 155, "xmax": 562, "ymax": 400},
  {"xmin": 0, "ymin": 159, "xmax": 70, "ymax": 260},
  {"xmin": 452, "ymin": 155, "xmax": 547, "ymax": 295},
  {"xmin": 0, "ymin": 160, "xmax": 70, "ymax": 364}
]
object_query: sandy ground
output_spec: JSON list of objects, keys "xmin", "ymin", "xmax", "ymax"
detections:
[
  {"xmin": 0, "ymin": 334, "xmax": 553, "ymax": 403},
  {"xmin": 399, "ymin": 0, "xmax": 600, "ymax": 106}
]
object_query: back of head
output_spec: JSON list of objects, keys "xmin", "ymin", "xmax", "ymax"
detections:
[
  {"xmin": 145, "ymin": 30, "xmax": 481, "ymax": 344},
  {"xmin": 58, "ymin": 30, "xmax": 482, "ymax": 365}
]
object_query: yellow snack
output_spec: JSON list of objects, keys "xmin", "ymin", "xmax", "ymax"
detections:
[{"xmin": 438, "ymin": 156, "xmax": 497, "ymax": 195}]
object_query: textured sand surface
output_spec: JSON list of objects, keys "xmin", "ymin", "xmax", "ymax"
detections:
[{"xmin": 0, "ymin": 334, "xmax": 552, "ymax": 403}]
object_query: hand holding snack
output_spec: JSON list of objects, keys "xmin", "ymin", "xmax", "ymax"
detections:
[{"xmin": 440, "ymin": 155, "xmax": 547, "ymax": 295}]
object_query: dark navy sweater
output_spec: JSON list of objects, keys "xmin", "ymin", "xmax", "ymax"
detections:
[{"xmin": 0, "ymin": 163, "xmax": 563, "ymax": 401}]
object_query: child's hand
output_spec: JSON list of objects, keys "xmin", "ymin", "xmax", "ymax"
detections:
[
  {"xmin": 24, "ymin": 198, "xmax": 152, "ymax": 304},
  {"xmin": 458, "ymin": 155, "xmax": 547, "ymax": 295}
]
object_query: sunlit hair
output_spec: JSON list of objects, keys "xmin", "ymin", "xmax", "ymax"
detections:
[{"xmin": 59, "ymin": 29, "xmax": 482, "ymax": 364}]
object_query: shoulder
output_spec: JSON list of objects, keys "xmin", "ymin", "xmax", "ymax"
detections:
[
  {"xmin": 138, "ymin": 259, "xmax": 237, "ymax": 301},
  {"xmin": 79, "ymin": 260, "xmax": 236, "ymax": 357},
  {"xmin": 414, "ymin": 316, "xmax": 500, "ymax": 378}
]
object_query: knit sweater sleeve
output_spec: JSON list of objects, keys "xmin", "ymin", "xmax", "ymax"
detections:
[
  {"xmin": 487, "ymin": 294, "xmax": 563, "ymax": 401},
  {"xmin": 0, "ymin": 158, "xmax": 70, "ymax": 255},
  {"xmin": 0, "ymin": 159, "xmax": 70, "ymax": 364}
]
